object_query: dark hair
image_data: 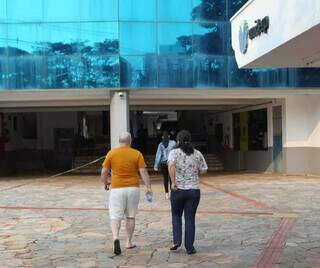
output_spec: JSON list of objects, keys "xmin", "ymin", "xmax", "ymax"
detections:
[
  {"xmin": 176, "ymin": 130, "xmax": 194, "ymax": 155},
  {"xmin": 162, "ymin": 131, "xmax": 169, "ymax": 141},
  {"xmin": 162, "ymin": 131, "xmax": 169, "ymax": 148}
]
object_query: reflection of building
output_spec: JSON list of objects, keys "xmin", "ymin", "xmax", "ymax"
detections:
[
  {"xmin": 0, "ymin": 0, "xmax": 320, "ymax": 175},
  {"xmin": 159, "ymin": 43, "xmax": 186, "ymax": 54}
]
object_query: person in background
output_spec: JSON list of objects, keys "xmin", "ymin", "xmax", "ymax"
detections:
[
  {"xmin": 169, "ymin": 129, "xmax": 177, "ymax": 141},
  {"xmin": 168, "ymin": 130, "xmax": 208, "ymax": 255},
  {"xmin": 154, "ymin": 131, "xmax": 176, "ymax": 199},
  {"xmin": 101, "ymin": 132, "xmax": 152, "ymax": 255}
]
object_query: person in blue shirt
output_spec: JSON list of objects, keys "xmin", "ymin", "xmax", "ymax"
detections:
[{"xmin": 154, "ymin": 131, "xmax": 176, "ymax": 199}]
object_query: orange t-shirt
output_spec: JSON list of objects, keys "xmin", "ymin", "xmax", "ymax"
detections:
[{"xmin": 102, "ymin": 146, "xmax": 146, "ymax": 189}]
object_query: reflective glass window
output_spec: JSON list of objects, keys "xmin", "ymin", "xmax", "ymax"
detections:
[
  {"xmin": 158, "ymin": 0, "xmax": 193, "ymax": 22},
  {"xmin": 45, "ymin": 55, "xmax": 82, "ymax": 89},
  {"xmin": 82, "ymin": 55, "xmax": 119, "ymax": 88},
  {"xmin": 120, "ymin": 22, "xmax": 156, "ymax": 55},
  {"xmin": 193, "ymin": 22, "xmax": 226, "ymax": 55},
  {"xmin": 225, "ymin": 22, "xmax": 234, "ymax": 56},
  {"xmin": 41, "ymin": 23, "xmax": 81, "ymax": 56},
  {"xmin": 45, "ymin": 0, "xmax": 80, "ymax": 22},
  {"xmin": 0, "ymin": 23, "xmax": 8, "ymax": 88},
  {"xmin": 0, "ymin": 24, "xmax": 7, "ymax": 55},
  {"xmin": 79, "ymin": 22, "xmax": 118, "ymax": 55},
  {"xmin": 228, "ymin": 56, "xmax": 260, "ymax": 87},
  {"xmin": 7, "ymin": 24, "xmax": 44, "ymax": 56},
  {"xmin": 259, "ymin": 68, "xmax": 290, "ymax": 87},
  {"xmin": 193, "ymin": 55, "xmax": 227, "ymax": 87},
  {"xmin": 8, "ymin": 56, "xmax": 45, "ymax": 89},
  {"xmin": 0, "ymin": 0, "xmax": 7, "ymax": 21},
  {"xmin": 192, "ymin": 0, "xmax": 226, "ymax": 22},
  {"xmin": 295, "ymin": 68, "xmax": 320, "ymax": 87},
  {"xmin": 0, "ymin": 56, "xmax": 7, "ymax": 89},
  {"xmin": 119, "ymin": 0, "xmax": 156, "ymax": 21},
  {"xmin": 158, "ymin": 23, "xmax": 192, "ymax": 55},
  {"xmin": 158, "ymin": 55, "xmax": 193, "ymax": 88},
  {"xmin": 80, "ymin": 0, "xmax": 118, "ymax": 22},
  {"xmin": 120, "ymin": 55, "xmax": 157, "ymax": 88},
  {"xmin": 228, "ymin": 0, "xmax": 248, "ymax": 19},
  {"xmin": 7, "ymin": 0, "xmax": 43, "ymax": 22}
]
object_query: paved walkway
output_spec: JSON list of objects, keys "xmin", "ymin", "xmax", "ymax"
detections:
[{"xmin": 0, "ymin": 173, "xmax": 319, "ymax": 267}]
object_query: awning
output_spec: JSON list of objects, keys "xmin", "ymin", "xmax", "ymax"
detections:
[{"xmin": 230, "ymin": 0, "xmax": 320, "ymax": 68}]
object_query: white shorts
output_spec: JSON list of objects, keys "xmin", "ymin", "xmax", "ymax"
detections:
[{"xmin": 109, "ymin": 187, "xmax": 140, "ymax": 220}]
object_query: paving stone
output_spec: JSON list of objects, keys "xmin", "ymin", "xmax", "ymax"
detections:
[{"xmin": 0, "ymin": 173, "xmax": 319, "ymax": 267}]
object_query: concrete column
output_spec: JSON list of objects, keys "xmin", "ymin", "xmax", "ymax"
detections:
[
  {"xmin": 283, "ymin": 95, "xmax": 320, "ymax": 175},
  {"xmin": 110, "ymin": 91, "xmax": 129, "ymax": 148}
]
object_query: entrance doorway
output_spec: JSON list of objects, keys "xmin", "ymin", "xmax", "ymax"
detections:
[{"xmin": 130, "ymin": 110, "xmax": 221, "ymax": 155}]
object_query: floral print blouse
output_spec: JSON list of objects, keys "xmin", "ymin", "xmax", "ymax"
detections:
[{"xmin": 168, "ymin": 148, "xmax": 208, "ymax": 190}]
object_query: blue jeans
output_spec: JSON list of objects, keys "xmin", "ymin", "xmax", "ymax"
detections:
[{"xmin": 170, "ymin": 189, "xmax": 200, "ymax": 252}]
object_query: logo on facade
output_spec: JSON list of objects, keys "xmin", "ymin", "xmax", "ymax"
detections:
[
  {"xmin": 239, "ymin": 20, "xmax": 249, "ymax": 54},
  {"xmin": 249, "ymin": 16, "xmax": 269, "ymax": 40}
]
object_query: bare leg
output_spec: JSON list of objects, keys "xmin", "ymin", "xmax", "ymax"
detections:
[
  {"xmin": 110, "ymin": 219, "xmax": 121, "ymax": 241},
  {"xmin": 125, "ymin": 217, "xmax": 135, "ymax": 248}
]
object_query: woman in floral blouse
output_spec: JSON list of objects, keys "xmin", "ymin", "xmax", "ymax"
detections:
[{"xmin": 167, "ymin": 130, "xmax": 208, "ymax": 254}]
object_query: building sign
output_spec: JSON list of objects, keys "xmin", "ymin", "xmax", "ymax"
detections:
[
  {"xmin": 249, "ymin": 16, "xmax": 269, "ymax": 40},
  {"xmin": 239, "ymin": 20, "xmax": 249, "ymax": 54},
  {"xmin": 238, "ymin": 16, "xmax": 269, "ymax": 54}
]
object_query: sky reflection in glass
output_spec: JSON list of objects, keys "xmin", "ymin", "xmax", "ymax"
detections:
[{"xmin": 0, "ymin": 0, "xmax": 319, "ymax": 89}]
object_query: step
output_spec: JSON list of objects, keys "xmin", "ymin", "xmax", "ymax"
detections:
[{"xmin": 72, "ymin": 153, "xmax": 225, "ymax": 174}]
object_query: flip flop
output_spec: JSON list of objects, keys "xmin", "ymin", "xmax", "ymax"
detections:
[
  {"xmin": 114, "ymin": 239, "xmax": 121, "ymax": 255},
  {"xmin": 126, "ymin": 245, "xmax": 137, "ymax": 249}
]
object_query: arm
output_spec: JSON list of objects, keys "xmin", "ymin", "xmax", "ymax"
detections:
[
  {"xmin": 101, "ymin": 151, "xmax": 112, "ymax": 189},
  {"xmin": 139, "ymin": 167, "xmax": 152, "ymax": 192},
  {"xmin": 198, "ymin": 152, "xmax": 208, "ymax": 175},
  {"xmin": 168, "ymin": 160, "xmax": 176, "ymax": 189},
  {"xmin": 100, "ymin": 167, "xmax": 111, "ymax": 189},
  {"xmin": 200, "ymin": 169, "xmax": 207, "ymax": 175}
]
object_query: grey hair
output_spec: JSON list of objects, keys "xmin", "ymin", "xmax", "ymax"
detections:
[{"xmin": 119, "ymin": 131, "xmax": 132, "ymax": 145}]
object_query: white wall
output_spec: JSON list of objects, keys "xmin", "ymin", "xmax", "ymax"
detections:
[
  {"xmin": 282, "ymin": 95, "xmax": 320, "ymax": 175},
  {"xmin": 231, "ymin": 0, "xmax": 320, "ymax": 67},
  {"xmin": 110, "ymin": 91, "xmax": 129, "ymax": 148},
  {"xmin": 308, "ymin": 96, "xmax": 320, "ymax": 147},
  {"xmin": 283, "ymin": 95, "xmax": 320, "ymax": 148}
]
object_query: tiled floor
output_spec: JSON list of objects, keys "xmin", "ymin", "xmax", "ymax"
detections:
[{"xmin": 0, "ymin": 173, "xmax": 319, "ymax": 267}]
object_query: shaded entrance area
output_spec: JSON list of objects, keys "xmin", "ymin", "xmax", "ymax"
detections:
[
  {"xmin": 0, "ymin": 110, "xmax": 110, "ymax": 175},
  {"xmin": 0, "ymin": 97, "xmax": 284, "ymax": 175}
]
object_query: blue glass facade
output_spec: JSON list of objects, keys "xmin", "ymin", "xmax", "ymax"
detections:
[{"xmin": 0, "ymin": 0, "xmax": 319, "ymax": 90}]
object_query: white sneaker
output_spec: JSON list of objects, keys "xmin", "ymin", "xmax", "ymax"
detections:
[{"xmin": 165, "ymin": 193, "xmax": 170, "ymax": 200}]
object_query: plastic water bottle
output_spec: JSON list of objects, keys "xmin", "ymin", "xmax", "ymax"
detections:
[{"xmin": 146, "ymin": 191, "xmax": 153, "ymax": 203}]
